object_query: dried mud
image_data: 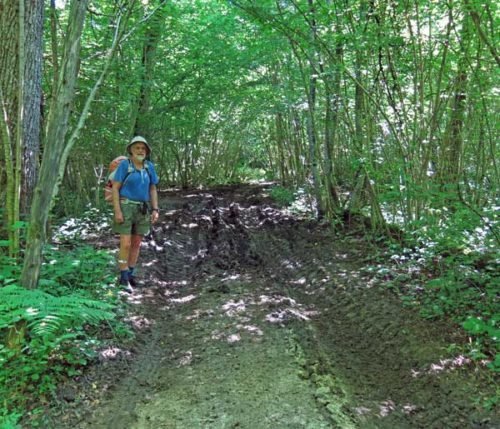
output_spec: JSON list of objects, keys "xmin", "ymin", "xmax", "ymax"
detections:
[{"xmin": 47, "ymin": 184, "xmax": 498, "ymax": 429}]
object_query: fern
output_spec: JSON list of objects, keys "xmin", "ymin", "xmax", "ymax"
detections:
[{"xmin": 0, "ymin": 285, "xmax": 115, "ymax": 338}]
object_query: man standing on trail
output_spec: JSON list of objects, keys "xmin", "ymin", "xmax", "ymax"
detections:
[{"xmin": 112, "ymin": 136, "xmax": 160, "ymax": 292}]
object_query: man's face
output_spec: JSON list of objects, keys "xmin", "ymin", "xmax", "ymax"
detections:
[{"xmin": 131, "ymin": 143, "xmax": 148, "ymax": 161}]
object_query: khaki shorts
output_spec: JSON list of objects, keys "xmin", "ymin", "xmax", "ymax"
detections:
[{"xmin": 112, "ymin": 202, "xmax": 150, "ymax": 235}]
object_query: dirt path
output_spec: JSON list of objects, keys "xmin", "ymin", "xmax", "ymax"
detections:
[{"xmin": 50, "ymin": 185, "xmax": 498, "ymax": 429}]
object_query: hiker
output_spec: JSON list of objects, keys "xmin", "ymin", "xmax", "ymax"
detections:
[{"xmin": 112, "ymin": 135, "xmax": 160, "ymax": 291}]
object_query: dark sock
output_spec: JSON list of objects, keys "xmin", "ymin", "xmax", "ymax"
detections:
[
  {"xmin": 120, "ymin": 270, "xmax": 129, "ymax": 282},
  {"xmin": 128, "ymin": 266, "xmax": 136, "ymax": 277}
]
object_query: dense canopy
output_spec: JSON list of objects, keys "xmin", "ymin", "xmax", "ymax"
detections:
[{"xmin": 0, "ymin": 0, "xmax": 498, "ymax": 426}]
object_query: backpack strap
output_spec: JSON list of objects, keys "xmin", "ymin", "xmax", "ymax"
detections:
[
  {"xmin": 120, "ymin": 159, "xmax": 135, "ymax": 188},
  {"xmin": 144, "ymin": 161, "xmax": 153, "ymax": 183},
  {"xmin": 121, "ymin": 159, "xmax": 153, "ymax": 190}
]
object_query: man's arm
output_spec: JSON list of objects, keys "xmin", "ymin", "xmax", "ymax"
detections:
[
  {"xmin": 150, "ymin": 184, "xmax": 159, "ymax": 223},
  {"xmin": 112, "ymin": 181, "xmax": 123, "ymax": 223}
]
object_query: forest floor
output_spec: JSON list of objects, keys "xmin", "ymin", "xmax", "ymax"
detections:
[{"xmin": 46, "ymin": 184, "xmax": 498, "ymax": 429}]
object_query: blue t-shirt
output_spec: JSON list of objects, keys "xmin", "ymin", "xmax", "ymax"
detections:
[{"xmin": 113, "ymin": 159, "xmax": 159, "ymax": 202}]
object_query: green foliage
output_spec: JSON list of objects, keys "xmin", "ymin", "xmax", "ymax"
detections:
[
  {"xmin": 411, "ymin": 205, "xmax": 495, "ymax": 255},
  {"xmin": 270, "ymin": 186, "xmax": 296, "ymax": 207},
  {"xmin": 0, "ymin": 236, "xmax": 128, "ymax": 424},
  {"xmin": 51, "ymin": 192, "xmax": 91, "ymax": 219},
  {"xmin": 0, "ymin": 412, "xmax": 21, "ymax": 429},
  {"xmin": 0, "ymin": 285, "xmax": 114, "ymax": 337},
  {"xmin": 0, "ymin": 253, "xmax": 19, "ymax": 287},
  {"xmin": 463, "ymin": 316, "xmax": 500, "ymax": 372},
  {"xmin": 40, "ymin": 245, "xmax": 114, "ymax": 294},
  {"xmin": 0, "ymin": 284, "xmax": 115, "ymax": 418},
  {"xmin": 384, "ymin": 206, "xmax": 499, "ymax": 371},
  {"xmin": 233, "ymin": 166, "xmax": 268, "ymax": 183}
]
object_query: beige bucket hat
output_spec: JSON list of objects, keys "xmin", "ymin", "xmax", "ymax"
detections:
[{"xmin": 126, "ymin": 135, "xmax": 152, "ymax": 156}]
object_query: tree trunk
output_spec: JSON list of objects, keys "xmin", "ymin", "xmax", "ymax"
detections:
[
  {"xmin": 0, "ymin": 1, "xmax": 20, "ymax": 256},
  {"xmin": 275, "ymin": 112, "xmax": 288, "ymax": 183},
  {"xmin": 21, "ymin": 0, "xmax": 44, "ymax": 215},
  {"xmin": 305, "ymin": 76, "xmax": 323, "ymax": 219},
  {"xmin": 320, "ymin": 48, "xmax": 342, "ymax": 216},
  {"xmin": 348, "ymin": 47, "xmax": 368, "ymax": 214},
  {"xmin": 305, "ymin": 0, "xmax": 324, "ymax": 220},
  {"xmin": 438, "ymin": 13, "xmax": 471, "ymax": 192},
  {"xmin": 21, "ymin": 0, "xmax": 88, "ymax": 290},
  {"xmin": 134, "ymin": 3, "xmax": 164, "ymax": 138},
  {"xmin": 0, "ymin": 0, "xmax": 43, "ymax": 256}
]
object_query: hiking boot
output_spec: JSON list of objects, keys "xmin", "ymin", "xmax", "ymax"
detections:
[
  {"xmin": 118, "ymin": 278, "xmax": 134, "ymax": 294},
  {"xmin": 128, "ymin": 275, "xmax": 138, "ymax": 287}
]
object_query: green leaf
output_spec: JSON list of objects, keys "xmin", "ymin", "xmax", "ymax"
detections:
[
  {"xmin": 463, "ymin": 317, "xmax": 486, "ymax": 334},
  {"xmin": 487, "ymin": 354, "xmax": 500, "ymax": 372},
  {"xmin": 426, "ymin": 278, "xmax": 444, "ymax": 289},
  {"xmin": 11, "ymin": 221, "xmax": 27, "ymax": 230}
]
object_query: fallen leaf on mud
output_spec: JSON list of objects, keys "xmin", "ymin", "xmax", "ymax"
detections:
[
  {"xmin": 227, "ymin": 334, "xmax": 241, "ymax": 343},
  {"xmin": 98, "ymin": 347, "xmax": 131, "ymax": 361},
  {"xmin": 354, "ymin": 407, "xmax": 372, "ymax": 416},
  {"xmin": 402, "ymin": 404, "xmax": 420, "ymax": 415},
  {"xmin": 170, "ymin": 294, "xmax": 197, "ymax": 303},
  {"xmin": 222, "ymin": 299, "xmax": 247, "ymax": 315},
  {"xmin": 236, "ymin": 324, "xmax": 264, "ymax": 336},
  {"xmin": 379, "ymin": 400, "xmax": 396, "ymax": 417},
  {"xmin": 178, "ymin": 351, "xmax": 193, "ymax": 366}
]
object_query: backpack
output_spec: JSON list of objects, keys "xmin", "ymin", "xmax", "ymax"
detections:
[{"xmin": 103, "ymin": 157, "xmax": 152, "ymax": 203}]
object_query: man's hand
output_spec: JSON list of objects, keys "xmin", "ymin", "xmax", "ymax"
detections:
[{"xmin": 115, "ymin": 210, "xmax": 124, "ymax": 224}]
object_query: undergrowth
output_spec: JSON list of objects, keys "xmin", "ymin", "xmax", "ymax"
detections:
[
  {"xmin": 0, "ymin": 214, "xmax": 130, "ymax": 428},
  {"xmin": 372, "ymin": 205, "xmax": 499, "ymax": 377},
  {"xmin": 270, "ymin": 185, "xmax": 296, "ymax": 207}
]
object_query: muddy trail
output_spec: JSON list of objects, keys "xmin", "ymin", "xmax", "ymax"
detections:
[{"xmin": 49, "ymin": 184, "xmax": 498, "ymax": 429}]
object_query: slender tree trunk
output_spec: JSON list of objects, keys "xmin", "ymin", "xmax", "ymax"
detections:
[
  {"xmin": 297, "ymin": 0, "xmax": 341, "ymax": 217},
  {"xmin": 348, "ymin": 47, "xmax": 368, "ymax": 214},
  {"xmin": 305, "ymin": 74, "xmax": 323, "ymax": 219},
  {"xmin": 0, "ymin": 0, "xmax": 43, "ymax": 256},
  {"xmin": 291, "ymin": 111, "xmax": 305, "ymax": 184},
  {"xmin": 0, "ymin": 1, "xmax": 20, "ymax": 256},
  {"xmin": 304, "ymin": 0, "xmax": 324, "ymax": 219},
  {"xmin": 275, "ymin": 112, "xmax": 288, "ymax": 184},
  {"xmin": 13, "ymin": 0, "xmax": 25, "ymax": 254},
  {"xmin": 345, "ymin": 0, "xmax": 385, "ymax": 230},
  {"xmin": 134, "ymin": 3, "xmax": 164, "ymax": 138},
  {"xmin": 320, "ymin": 45, "xmax": 342, "ymax": 216},
  {"xmin": 438, "ymin": 13, "xmax": 471, "ymax": 192},
  {"xmin": 56, "ymin": 12, "xmax": 127, "ymax": 199}
]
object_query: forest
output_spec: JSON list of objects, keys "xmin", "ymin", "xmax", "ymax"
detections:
[{"xmin": 0, "ymin": 0, "xmax": 498, "ymax": 427}]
